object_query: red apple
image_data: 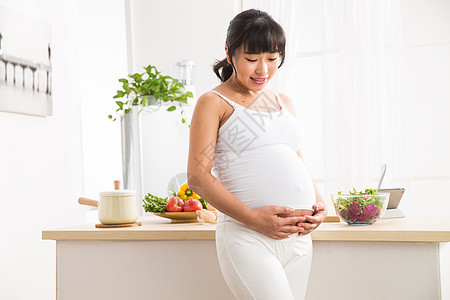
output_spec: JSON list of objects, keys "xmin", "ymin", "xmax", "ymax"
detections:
[
  {"xmin": 183, "ymin": 199, "xmax": 203, "ymax": 212},
  {"xmin": 166, "ymin": 196, "xmax": 184, "ymax": 212}
]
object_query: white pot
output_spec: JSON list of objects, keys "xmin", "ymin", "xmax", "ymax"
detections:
[{"xmin": 78, "ymin": 190, "xmax": 138, "ymax": 224}]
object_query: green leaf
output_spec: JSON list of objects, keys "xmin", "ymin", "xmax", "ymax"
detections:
[
  {"xmin": 113, "ymin": 90, "xmax": 126, "ymax": 98},
  {"xmin": 199, "ymin": 198, "xmax": 208, "ymax": 209},
  {"xmin": 129, "ymin": 73, "xmax": 143, "ymax": 82},
  {"xmin": 141, "ymin": 96, "xmax": 149, "ymax": 106},
  {"xmin": 142, "ymin": 193, "xmax": 168, "ymax": 214},
  {"xmin": 167, "ymin": 106, "xmax": 176, "ymax": 111},
  {"xmin": 116, "ymin": 101, "xmax": 124, "ymax": 110},
  {"xmin": 124, "ymin": 108, "xmax": 131, "ymax": 114},
  {"xmin": 144, "ymin": 65, "xmax": 157, "ymax": 76},
  {"xmin": 118, "ymin": 78, "xmax": 128, "ymax": 83},
  {"xmin": 108, "ymin": 115, "xmax": 113, "ymax": 119}
]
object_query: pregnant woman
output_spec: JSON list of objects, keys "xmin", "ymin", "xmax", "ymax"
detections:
[{"xmin": 187, "ymin": 9, "xmax": 327, "ymax": 300}]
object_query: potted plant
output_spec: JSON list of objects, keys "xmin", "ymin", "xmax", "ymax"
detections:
[{"xmin": 108, "ymin": 64, "xmax": 193, "ymax": 125}]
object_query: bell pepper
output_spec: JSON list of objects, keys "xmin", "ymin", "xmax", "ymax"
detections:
[{"xmin": 178, "ymin": 183, "xmax": 199, "ymax": 201}]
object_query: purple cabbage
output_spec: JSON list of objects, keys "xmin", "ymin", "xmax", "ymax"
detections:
[
  {"xmin": 346, "ymin": 201, "xmax": 360, "ymax": 221},
  {"xmin": 362, "ymin": 204, "xmax": 380, "ymax": 220},
  {"xmin": 339, "ymin": 200, "xmax": 381, "ymax": 224}
]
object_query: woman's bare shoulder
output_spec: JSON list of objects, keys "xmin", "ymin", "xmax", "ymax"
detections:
[
  {"xmin": 195, "ymin": 91, "xmax": 227, "ymax": 110},
  {"xmin": 191, "ymin": 91, "xmax": 229, "ymax": 128},
  {"xmin": 277, "ymin": 92, "xmax": 297, "ymax": 117}
]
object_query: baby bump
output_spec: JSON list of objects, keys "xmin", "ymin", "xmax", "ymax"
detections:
[{"xmin": 219, "ymin": 144, "xmax": 316, "ymax": 210}]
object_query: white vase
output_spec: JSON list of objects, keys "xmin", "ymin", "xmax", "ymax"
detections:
[
  {"xmin": 120, "ymin": 106, "xmax": 144, "ymax": 216},
  {"xmin": 140, "ymin": 95, "xmax": 161, "ymax": 112}
]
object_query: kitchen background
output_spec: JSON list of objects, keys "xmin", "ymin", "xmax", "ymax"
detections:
[{"xmin": 0, "ymin": 0, "xmax": 449, "ymax": 299}]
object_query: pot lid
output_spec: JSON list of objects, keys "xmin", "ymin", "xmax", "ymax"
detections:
[{"xmin": 99, "ymin": 190, "xmax": 136, "ymax": 197}]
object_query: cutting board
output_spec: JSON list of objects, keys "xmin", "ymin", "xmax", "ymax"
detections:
[
  {"xmin": 95, "ymin": 222, "xmax": 142, "ymax": 228},
  {"xmin": 324, "ymin": 215, "xmax": 340, "ymax": 222}
]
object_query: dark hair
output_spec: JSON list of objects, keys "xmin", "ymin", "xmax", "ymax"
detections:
[{"xmin": 213, "ymin": 9, "xmax": 286, "ymax": 83}]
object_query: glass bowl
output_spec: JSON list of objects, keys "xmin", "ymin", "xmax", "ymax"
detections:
[
  {"xmin": 331, "ymin": 193, "xmax": 390, "ymax": 225},
  {"xmin": 196, "ymin": 209, "xmax": 218, "ymax": 225}
]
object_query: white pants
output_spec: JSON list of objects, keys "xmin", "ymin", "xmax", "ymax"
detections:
[{"xmin": 215, "ymin": 220, "xmax": 313, "ymax": 300}]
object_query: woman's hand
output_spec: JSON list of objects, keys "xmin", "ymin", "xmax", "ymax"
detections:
[
  {"xmin": 248, "ymin": 206, "xmax": 306, "ymax": 240},
  {"xmin": 296, "ymin": 202, "xmax": 327, "ymax": 236}
]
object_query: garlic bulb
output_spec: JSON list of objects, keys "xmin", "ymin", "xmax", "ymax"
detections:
[{"xmin": 196, "ymin": 209, "xmax": 217, "ymax": 224}]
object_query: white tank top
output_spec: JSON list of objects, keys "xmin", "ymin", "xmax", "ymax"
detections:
[{"xmin": 211, "ymin": 90, "xmax": 316, "ymax": 222}]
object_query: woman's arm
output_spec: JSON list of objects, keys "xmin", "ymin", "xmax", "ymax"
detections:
[{"xmin": 187, "ymin": 92, "xmax": 305, "ymax": 239}]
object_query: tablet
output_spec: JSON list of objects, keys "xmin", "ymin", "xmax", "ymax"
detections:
[{"xmin": 379, "ymin": 188, "xmax": 405, "ymax": 209}]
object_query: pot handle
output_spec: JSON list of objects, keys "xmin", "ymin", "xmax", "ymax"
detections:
[{"xmin": 78, "ymin": 197, "xmax": 99, "ymax": 207}]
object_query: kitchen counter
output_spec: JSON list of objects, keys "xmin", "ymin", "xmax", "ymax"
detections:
[
  {"xmin": 42, "ymin": 215, "xmax": 450, "ymax": 242},
  {"xmin": 43, "ymin": 216, "xmax": 450, "ymax": 300}
]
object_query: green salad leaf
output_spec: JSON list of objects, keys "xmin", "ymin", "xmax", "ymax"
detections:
[
  {"xmin": 142, "ymin": 193, "xmax": 168, "ymax": 214},
  {"xmin": 349, "ymin": 188, "xmax": 378, "ymax": 195},
  {"xmin": 199, "ymin": 198, "xmax": 208, "ymax": 209}
]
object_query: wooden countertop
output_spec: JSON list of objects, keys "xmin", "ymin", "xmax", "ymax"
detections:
[{"xmin": 42, "ymin": 215, "xmax": 450, "ymax": 243}]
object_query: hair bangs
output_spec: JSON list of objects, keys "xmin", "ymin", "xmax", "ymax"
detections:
[{"xmin": 243, "ymin": 20, "xmax": 285, "ymax": 55}]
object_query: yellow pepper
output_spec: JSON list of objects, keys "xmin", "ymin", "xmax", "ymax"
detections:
[{"xmin": 178, "ymin": 183, "xmax": 199, "ymax": 201}]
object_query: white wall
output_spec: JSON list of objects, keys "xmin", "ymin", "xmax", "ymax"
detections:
[
  {"xmin": 77, "ymin": 0, "xmax": 126, "ymax": 199},
  {"xmin": 0, "ymin": 1, "xmax": 83, "ymax": 299},
  {"xmin": 127, "ymin": 0, "xmax": 236, "ymax": 199},
  {"xmin": 400, "ymin": 0, "xmax": 450, "ymax": 216},
  {"xmin": 0, "ymin": 0, "xmax": 126, "ymax": 299},
  {"xmin": 127, "ymin": 0, "xmax": 236, "ymax": 95}
]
